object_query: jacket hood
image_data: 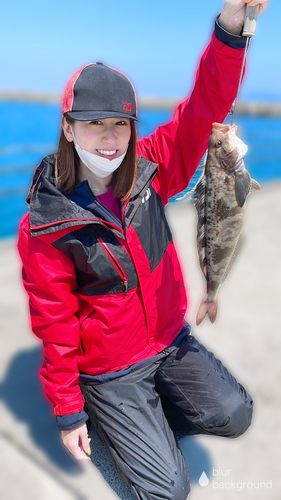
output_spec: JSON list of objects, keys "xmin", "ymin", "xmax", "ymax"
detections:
[{"xmin": 27, "ymin": 154, "xmax": 158, "ymax": 236}]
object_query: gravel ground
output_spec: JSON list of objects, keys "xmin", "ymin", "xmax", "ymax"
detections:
[{"xmin": 1, "ymin": 181, "xmax": 280, "ymax": 500}]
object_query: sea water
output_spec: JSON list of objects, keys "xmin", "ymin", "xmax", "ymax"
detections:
[{"xmin": 0, "ymin": 102, "xmax": 281, "ymax": 239}]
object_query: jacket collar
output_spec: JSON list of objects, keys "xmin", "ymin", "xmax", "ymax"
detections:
[{"xmin": 27, "ymin": 154, "xmax": 158, "ymax": 235}]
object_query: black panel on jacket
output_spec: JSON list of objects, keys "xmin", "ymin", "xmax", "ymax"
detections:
[
  {"xmin": 52, "ymin": 225, "xmax": 139, "ymax": 296},
  {"xmin": 130, "ymin": 186, "xmax": 173, "ymax": 273}
]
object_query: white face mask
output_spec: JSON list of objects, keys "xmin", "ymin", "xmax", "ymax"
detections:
[{"xmin": 70, "ymin": 126, "xmax": 127, "ymax": 179}]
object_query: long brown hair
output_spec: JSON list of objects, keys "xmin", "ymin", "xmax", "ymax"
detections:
[{"xmin": 56, "ymin": 115, "xmax": 137, "ymax": 201}]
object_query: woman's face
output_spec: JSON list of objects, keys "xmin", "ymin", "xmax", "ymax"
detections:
[{"xmin": 62, "ymin": 117, "xmax": 131, "ymax": 160}]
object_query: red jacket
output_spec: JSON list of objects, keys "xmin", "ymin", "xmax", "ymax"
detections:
[{"xmin": 18, "ymin": 33, "xmax": 245, "ymax": 416}]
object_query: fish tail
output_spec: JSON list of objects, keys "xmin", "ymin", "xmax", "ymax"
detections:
[{"xmin": 196, "ymin": 296, "xmax": 218, "ymax": 325}]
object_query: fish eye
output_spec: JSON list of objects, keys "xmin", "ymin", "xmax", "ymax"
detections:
[{"xmin": 215, "ymin": 140, "xmax": 222, "ymax": 148}]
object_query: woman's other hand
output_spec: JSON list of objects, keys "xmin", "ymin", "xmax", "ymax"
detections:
[
  {"xmin": 61, "ymin": 423, "xmax": 91, "ymax": 460},
  {"xmin": 219, "ymin": 0, "xmax": 269, "ymax": 35}
]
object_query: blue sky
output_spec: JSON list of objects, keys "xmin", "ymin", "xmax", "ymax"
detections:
[{"xmin": 1, "ymin": 0, "xmax": 280, "ymax": 101}]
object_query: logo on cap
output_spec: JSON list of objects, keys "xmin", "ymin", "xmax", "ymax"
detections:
[{"xmin": 122, "ymin": 101, "xmax": 133, "ymax": 112}]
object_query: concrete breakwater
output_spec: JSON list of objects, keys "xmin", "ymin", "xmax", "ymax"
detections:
[{"xmin": 0, "ymin": 90, "xmax": 281, "ymax": 116}]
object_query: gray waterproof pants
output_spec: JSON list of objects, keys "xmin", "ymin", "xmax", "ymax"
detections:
[{"xmin": 80, "ymin": 329, "xmax": 253, "ymax": 500}]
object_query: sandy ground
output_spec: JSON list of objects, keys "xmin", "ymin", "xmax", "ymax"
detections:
[{"xmin": 0, "ymin": 181, "xmax": 280, "ymax": 500}]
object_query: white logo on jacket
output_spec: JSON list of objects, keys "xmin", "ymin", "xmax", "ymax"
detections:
[{"xmin": 141, "ymin": 188, "xmax": 151, "ymax": 204}]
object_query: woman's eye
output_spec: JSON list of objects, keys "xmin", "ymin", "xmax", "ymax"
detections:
[
  {"xmin": 116, "ymin": 120, "xmax": 129, "ymax": 126},
  {"xmin": 90, "ymin": 120, "xmax": 102, "ymax": 125}
]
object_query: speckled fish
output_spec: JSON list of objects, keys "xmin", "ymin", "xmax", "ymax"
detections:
[{"xmin": 194, "ymin": 122, "xmax": 260, "ymax": 326}]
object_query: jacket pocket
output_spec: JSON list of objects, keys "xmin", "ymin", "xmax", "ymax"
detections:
[{"xmin": 98, "ymin": 237, "xmax": 128, "ymax": 296}]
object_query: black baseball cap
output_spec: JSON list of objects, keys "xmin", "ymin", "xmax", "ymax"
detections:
[{"xmin": 62, "ymin": 62, "xmax": 137, "ymax": 121}]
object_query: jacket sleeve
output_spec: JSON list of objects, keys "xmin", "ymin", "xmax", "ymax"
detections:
[
  {"xmin": 137, "ymin": 30, "xmax": 246, "ymax": 205},
  {"xmin": 18, "ymin": 214, "xmax": 84, "ymax": 416}
]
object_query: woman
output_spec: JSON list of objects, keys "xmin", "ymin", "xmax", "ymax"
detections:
[{"xmin": 18, "ymin": 1, "xmax": 268, "ymax": 499}]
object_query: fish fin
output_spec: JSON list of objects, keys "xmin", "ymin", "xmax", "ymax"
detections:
[
  {"xmin": 235, "ymin": 169, "xmax": 251, "ymax": 207},
  {"xmin": 192, "ymin": 172, "xmax": 206, "ymax": 203},
  {"xmin": 197, "ymin": 233, "xmax": 208, "ymax": 280},
  {"xmin": 221, "ymin": 234, "xmax": 243, "ymax": 284},
  {"xmin": 176, "ymin": 169, "xmax": 206, "ymax": 203},
  {"xmin": 250, "ymin": 178, "xmax": 261, "ymax": 192},
  {"xmin": 194, "ymin": 175, "xmax": 208, "ymax": 280},
  {"xmin": 196, "ymin": 296, "xmax": 218, "ymax": 326},
  {"xmin": 183, "ymin": 152, "xmax": 207, "ymax": 204}
]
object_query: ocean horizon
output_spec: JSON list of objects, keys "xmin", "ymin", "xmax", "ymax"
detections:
[{"xmin": 0, "ymin": 101, "xmax": 281, "ymax": 239}]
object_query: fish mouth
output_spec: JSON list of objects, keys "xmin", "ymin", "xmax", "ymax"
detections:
[
  {"xmin": 221, "ymin": 157, "xmax": 244, "ymax": 173},
  {"xmin": 212, "ymin": 122, "xmax": 237, "ymax": 136},
  {"xmin": 221, "ymin": 144, "xmax": 246, "ymax": 172},
  {"xmin": 213, "ymin": 122, "xmax": 248, "ymax": 172},
  {"xmin": 220, "ymin": 144, "xmax": 239, "ymax": 172}
]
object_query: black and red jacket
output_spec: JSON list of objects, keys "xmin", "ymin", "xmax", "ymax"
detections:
[{"xmin": 18, "ymin": 31, "xmax": 246, "ymax": 417}]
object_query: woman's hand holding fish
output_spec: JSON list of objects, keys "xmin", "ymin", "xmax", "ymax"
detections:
[{"xmin": 219, "ymin": 0, "xmax": 269, "ymax": 35}]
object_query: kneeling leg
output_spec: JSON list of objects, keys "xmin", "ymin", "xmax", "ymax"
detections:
[
  {"xmin": 81, "ymin": 361, "xmax": 190, "ymax": 500},
  {"xmin": 155, "ymin": 333, "xmax": 253, "ymax": 439}
]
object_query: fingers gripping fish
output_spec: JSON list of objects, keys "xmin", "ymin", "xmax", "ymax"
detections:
[{"xmin": 194, "ymin": 122, "xmax": 260, "ymax": 326}]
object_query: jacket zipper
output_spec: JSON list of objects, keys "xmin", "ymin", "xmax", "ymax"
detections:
[{"xmin": 97, "ymin": 237, "xmax": 128, "ymax": 296}]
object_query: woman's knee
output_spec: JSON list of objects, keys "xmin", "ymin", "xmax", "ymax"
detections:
[
  {"xmin": 223, "ymin": 394, "xmax": 253, "ymax": 438},
  {"xmin": 132, "ymin": 473, "xmax": 190, "ymax": 500},
  {"xmin": 176, "ymin": 477, "xmax": 190, "ymax": 500},
  {"xmin": 201, "ymin": 387, "xmax": 253, "ymax": 438},
  {"xmin": 167, "ymin": 474, "xmax": 190, "ymax": 500},
  {"xmin": 169, "ymin": 479, "xmax": 190, "ymax": 500}
]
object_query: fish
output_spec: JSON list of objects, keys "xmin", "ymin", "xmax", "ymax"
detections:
[{"xmin": 194, "ymin": 122, "xmax": 260, "ymax": 326}]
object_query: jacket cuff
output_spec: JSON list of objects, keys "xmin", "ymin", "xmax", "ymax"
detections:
[
  {"xmin": 215, "ymin": 15, "xmax": 248, "ymax": 50},
  {"xmin": 56, "ymin": 410, "xmax": 89, "ymax": 431}
]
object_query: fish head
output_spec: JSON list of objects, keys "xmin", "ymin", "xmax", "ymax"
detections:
[{"xmin": 210, "ymin": 123, "xmax": 248, "ymax": 172}]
